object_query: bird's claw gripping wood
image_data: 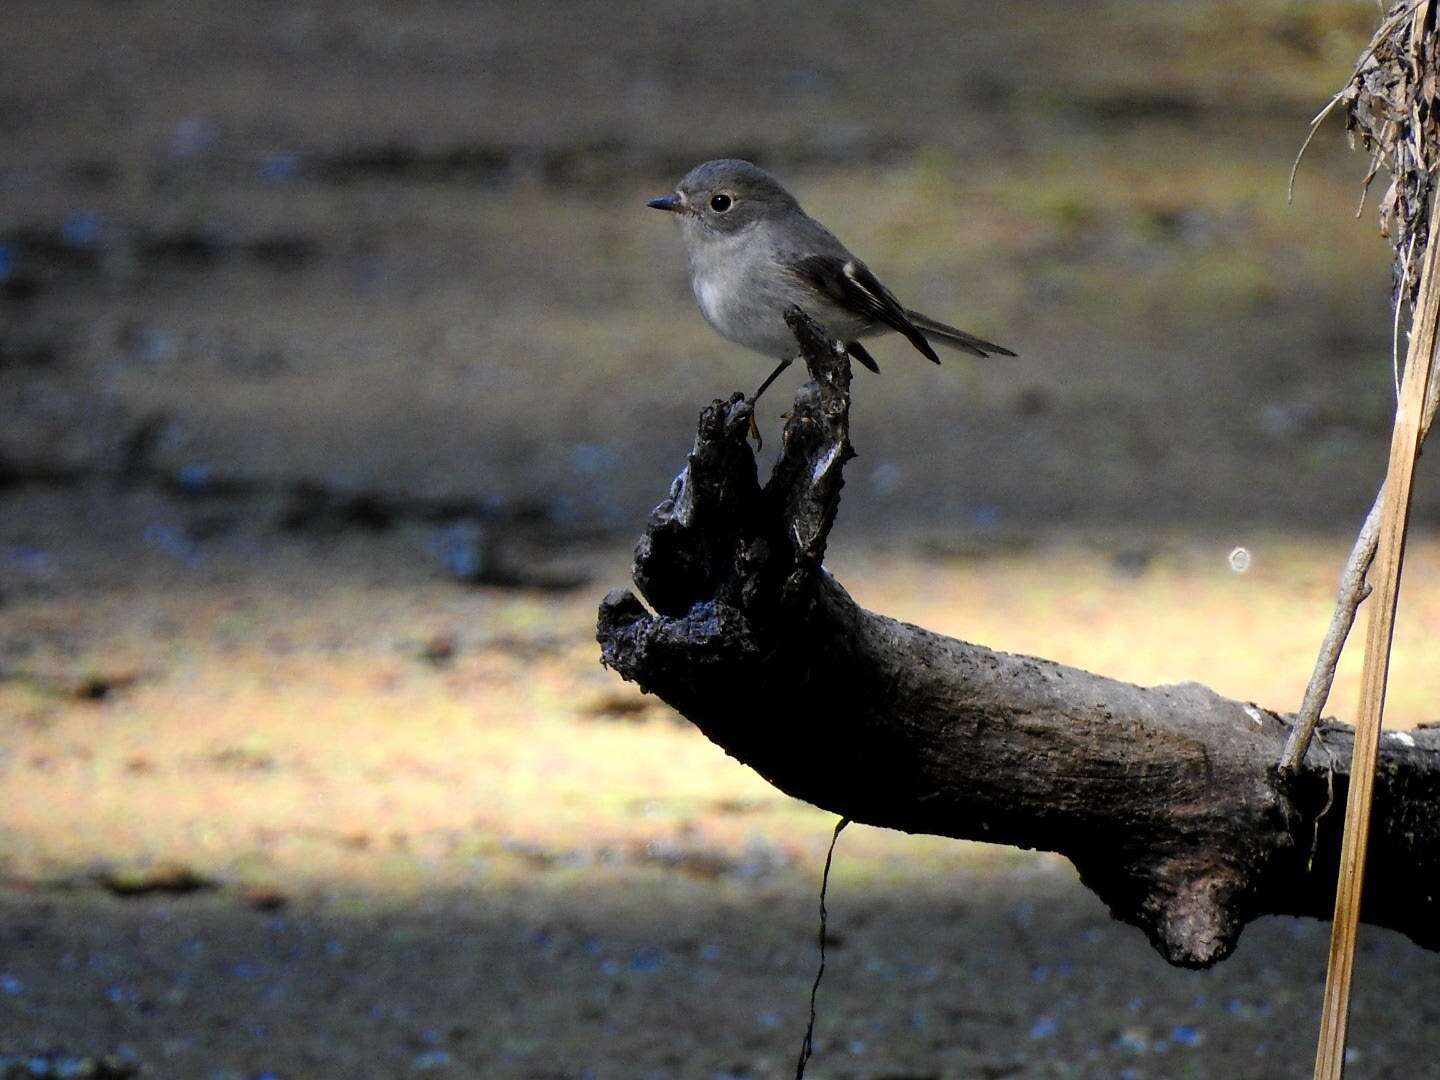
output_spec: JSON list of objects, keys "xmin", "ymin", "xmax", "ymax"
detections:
[{"xmin": 746, "ymin": 408, "xmax": 763, "ymax": 451}]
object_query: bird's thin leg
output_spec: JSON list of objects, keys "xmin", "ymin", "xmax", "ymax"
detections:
[
  {"xmin": 745, "ymin": 356, "xmax": 795, "ymax": 449},
  {"xmin": 750, "ymin": 355, "xmax": 794, "ymax": 405}
]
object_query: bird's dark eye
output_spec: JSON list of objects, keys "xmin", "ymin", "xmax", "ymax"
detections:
[{"xmin": 710, "ymin": 193, "xmax": 733, "ymax": 213}]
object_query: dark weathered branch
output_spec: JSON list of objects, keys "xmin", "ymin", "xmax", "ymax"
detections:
[{"xmin": 597, "ymin": 310, "xmax": 1440, "ymax": 969}]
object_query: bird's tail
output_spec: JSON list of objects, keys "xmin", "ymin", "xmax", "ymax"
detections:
[{"xmin": 905, "ymin": 310, "xmax": 1016, "ymax": 359}]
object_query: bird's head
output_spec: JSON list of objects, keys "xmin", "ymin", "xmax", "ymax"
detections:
[{"xmin": 647, "ymin": 159, "xmax": 800, "ymax": 238}]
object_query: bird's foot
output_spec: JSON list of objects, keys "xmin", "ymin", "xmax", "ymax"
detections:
[{"xmin": 745, "ymin": 404, "xmax": 763, "ymax": 451}]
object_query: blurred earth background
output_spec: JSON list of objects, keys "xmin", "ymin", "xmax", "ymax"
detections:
[{"xmin": 2, "ymin": 1, "xmax": 1440, "ymax": 1077}]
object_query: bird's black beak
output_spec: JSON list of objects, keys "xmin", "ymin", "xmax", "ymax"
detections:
[{"xmin": 647, "ymin": 193, "xmax": 683, "ymax": 213}]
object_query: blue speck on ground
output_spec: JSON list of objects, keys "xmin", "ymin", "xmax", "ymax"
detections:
[
  {"xmin": 5, "ymin": 546, "xmax": 53, "ymax": 573},
  {"xmin": 627, "ymin": 947, "xmax": 665, "ymax": 973},
  {"xmin": 1171, "ymin": 1024, "xmax": 1202, "ymax": 1047},
  {"xmin": 62, "ymin": 210, "xmax": 100, "ymax": 249},
  {"xmin": 260, "ymin": 153, "xmax": 300, "ymax": 182},
  {"xmin": 972, "ymin": 503, "xmax": 1001, "ymax": 527},
  {"xmin": 1029, "ymin": 1016, "xmax": 1057, "ymax": 1039},
  {"xmin": 427, "ymin": 522, "xmax": 485, "ymax": 581},
  {"xmin": 177, "ymin": 464, "xmax": 213, "ymax": 494}
]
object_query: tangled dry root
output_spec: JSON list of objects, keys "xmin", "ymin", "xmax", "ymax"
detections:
[{"xmin": 1298, "ymin": 1, "xmax": 1440, "ymax": 305}]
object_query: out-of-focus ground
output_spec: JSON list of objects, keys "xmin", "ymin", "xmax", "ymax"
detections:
[
  {"xmin": 2, "ymin": 520, "xmax": 1440, "ymax": 1079},
  {"xmin": 3, "ymin": 1, "xmax": 1440, "ymax": 1077},
  {"xmin": 5, "ymin": 0, "xmax": 1439, "ymax": 528}
]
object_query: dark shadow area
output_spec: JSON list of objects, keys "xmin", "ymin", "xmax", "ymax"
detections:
[{"xmin": 5, "ymin": 871, "xmax": 1440, "ymax": 1079}]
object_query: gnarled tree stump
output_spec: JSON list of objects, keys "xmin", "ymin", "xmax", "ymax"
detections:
[{"xmin": 597, "ymin": 309, "xmax": 1440, "ymax": 969}]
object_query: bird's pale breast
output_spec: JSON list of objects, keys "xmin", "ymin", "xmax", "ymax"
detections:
[{"xmin": 688, "ymin": 230, "xmax": 869, "ymax": 358}]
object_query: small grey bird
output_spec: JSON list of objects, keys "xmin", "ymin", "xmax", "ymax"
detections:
[{"xmin": 648, "ymin": 158, "xmax": 1014, "ymax": 406}]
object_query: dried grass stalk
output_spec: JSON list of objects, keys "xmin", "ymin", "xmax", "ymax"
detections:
[
  {"xmin": 1282, "ymin": 0, "xmax": 1440, "ymax": 773},
  {"xmin": 1289, "ymin": 4, "xmax": 1440, "ymax": 1077}
]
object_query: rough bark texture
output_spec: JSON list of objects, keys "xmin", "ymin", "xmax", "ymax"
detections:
[{"xmin": 596, "ymin": 309, "xmax": 1440, "ymax": 969}]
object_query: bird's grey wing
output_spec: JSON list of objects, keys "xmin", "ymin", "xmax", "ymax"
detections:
[{"xmin": 788, "ymin": 254, "xmax": 942, "ymax": 365}]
